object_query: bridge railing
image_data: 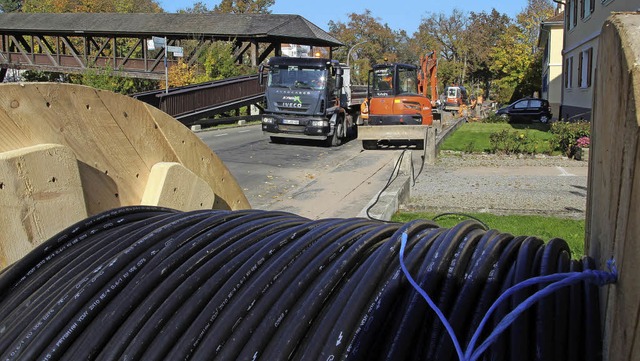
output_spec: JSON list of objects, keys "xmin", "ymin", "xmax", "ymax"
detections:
[{"xmin": 132, "ymin": 73, "xmax": 265, "ymax": 125}]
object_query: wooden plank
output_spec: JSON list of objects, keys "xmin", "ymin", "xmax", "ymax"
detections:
[
  {"xmin": 0, "ymin": 144, "xmax": 87, "ymax": 269},
  {"xmin": 586, "ymin": 13, "xmax": 640, "ymax": 361},
  {"xmin": 141, "ymin": 162, "xmax": 215, "ymax": 211}
]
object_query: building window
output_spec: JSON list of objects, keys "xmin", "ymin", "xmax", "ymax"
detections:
[
  {"xmin": 565, "ymin": 57, "xmax": 574, "ymax": 89},
  {"xmin": 581, "ymin": 0, "xmax": 595, "ymax": 18},
  {"xmin": 567, "ymin": 0, "xmax": 574, "ymax": 30},
  {"xmin": 564, "ymin": 0, "xmax": 575, "ymax": 30},
  {"xmin": 578, "ymin": 48, "xmax": 593, "ymax": 88}
]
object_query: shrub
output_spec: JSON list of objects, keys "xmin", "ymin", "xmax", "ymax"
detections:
[
  {"xmin": 550, "ymin": 121, "xmax": 590, "ymax": 157},
  {"xmin": 482, "ymin": 112, "xmax": 508, "ymax": 123},
  {"xmin": 489, "ymin": 129, "xmax": 537, "ymax": 154}
]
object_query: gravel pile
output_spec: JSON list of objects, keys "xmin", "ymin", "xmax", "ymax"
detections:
[{"xmin": 402, "ymin": 152, "xmax": 589, "ymax": 219}]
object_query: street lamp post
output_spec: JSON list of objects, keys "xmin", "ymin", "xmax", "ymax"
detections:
[{"xmin": 347, "ymin": 40, "xmax": 368, "ymax": 68}]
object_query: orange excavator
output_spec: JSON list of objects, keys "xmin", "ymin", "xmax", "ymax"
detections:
[{"xmin": 358, "ymin": 51, "xmax": 439, "ymax": 150}]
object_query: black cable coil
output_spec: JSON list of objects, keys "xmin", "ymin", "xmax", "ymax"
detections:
[{"xmin": 0, "ymin": 206, "xmax": 603, "ymax": 361}]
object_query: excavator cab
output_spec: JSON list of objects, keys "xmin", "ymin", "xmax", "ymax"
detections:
[
  {"xmin": 366, "ymin": 63, "xmax": 433, "ymax": 126},
  {"xmin": 358, "ymin": 52, "xmax": 438, "ymax": 151}
]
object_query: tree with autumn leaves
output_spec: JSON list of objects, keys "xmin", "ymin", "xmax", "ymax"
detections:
[{"xmin": 329, "ymin": 0, "xmax": 556, "ymax": 104}]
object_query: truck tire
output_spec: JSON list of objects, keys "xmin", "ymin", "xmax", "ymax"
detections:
[
  {"xmin": 325, "ymin": 129, "xmax": 340, "ymax": 147},
  {"xmin": 324, "ymin": 122, "xmax": 342, "ymax": 147},
  {"xmin": 362, "ymin": 140, "xmax": 378, "ymax": 150}
]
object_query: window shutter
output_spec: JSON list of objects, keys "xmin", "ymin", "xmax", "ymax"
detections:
[
  {"xmin": 578, "ymin": 52, "xmax": 583, "ymax": 87},
  {"xmin": 587, "ymin": 48, "xmax": 593, "ymax": 87}
]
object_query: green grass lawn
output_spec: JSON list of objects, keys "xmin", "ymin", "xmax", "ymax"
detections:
[
  {"xmin": 392, "ymin": 212, "xmax": 585, "ymax": 257},
  {"xmin": 440, "ymin": 122, "xmax": 556, "ymax": 154}
]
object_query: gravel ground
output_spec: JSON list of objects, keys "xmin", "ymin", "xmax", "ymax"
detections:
[{"xmin": 402, "ymin": 152, "xmax": 589, "ymax": 219}]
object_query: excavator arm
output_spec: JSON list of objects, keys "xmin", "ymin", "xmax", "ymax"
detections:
[{"xmin": 419, "ymin": 51, "xmax": 438, "ymax": 106}]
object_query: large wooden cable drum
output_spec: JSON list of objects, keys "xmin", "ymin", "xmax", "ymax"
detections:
[{"xmin": 0, "ymin": 82, "xmax": 249, "ymax": 269}]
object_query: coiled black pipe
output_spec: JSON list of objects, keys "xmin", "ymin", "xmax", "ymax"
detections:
[{"xmin": 0, "ymin": 206, "xmax": 608, "ymax": 361}]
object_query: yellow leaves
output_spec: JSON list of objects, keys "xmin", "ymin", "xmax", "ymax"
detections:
[{"xmin": 167, "ymin": 59, "xmax": 199, "ymax": 89}]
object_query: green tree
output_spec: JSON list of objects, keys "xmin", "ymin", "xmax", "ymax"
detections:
[
  {"xmin": 489, "ymin": 0, "xmax": 555, "ymax": 102},
  {"xmin": 414, "ymin": 9, "xmax": 469, "ymax": 89},
  {"xmin": 0, "ymin": 0, "xmax": 20, "ymax": 12},
  {"xmin": 465, "ymin": 9, "xmax": 510, "ymax": 98},
  {"xmin": 517, "ymin": 0, "xmax": 556, "ymax": 54},
  {"xmin": 177, "ymin": 1, "xmax": 210, "ymax": 13},
  {"xmin": 22, "ymin": 0, "xmax": 162, "ymax": 13},
  {"xmin": 212, "ymin": 0, "xmax": 274, "ymax": 14},
  {"xmin": 200, "ymin": 41, "xmax": 251, "ymax": 80},
  {"xmin": 328, "ymin": 10, "xmax": 403, "ymax": 84},
  {"xmin": 489, "ymin": 24, "xmax": 531, "ymax": 102}
]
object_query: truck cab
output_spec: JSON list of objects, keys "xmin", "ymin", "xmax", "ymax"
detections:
[{"xmin": 260, "ymin": 56, "xmax": 350, "ymax": 146}]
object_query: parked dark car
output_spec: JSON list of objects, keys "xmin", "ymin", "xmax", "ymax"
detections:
[{"xmin": 496, "ymin": 98, "xmax": 552, "ymax": 123}]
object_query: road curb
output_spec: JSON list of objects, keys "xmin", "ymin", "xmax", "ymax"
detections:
[
  {"xmin": 358, "ymin": 117, "xmax": 466, "ymax": 221},
  {"xmin": 358, "ymin": 150, "xmax": 414, "ymax": 221}
]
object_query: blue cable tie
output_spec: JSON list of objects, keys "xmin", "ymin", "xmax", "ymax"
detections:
[{"xmin": 399, "ymin": 232, "xmax": 618, "ymax": 361}]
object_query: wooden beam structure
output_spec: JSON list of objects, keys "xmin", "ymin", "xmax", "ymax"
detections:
[{"xmin": 0, "ymin": 13, "xmax": 343, "ymax": 80}]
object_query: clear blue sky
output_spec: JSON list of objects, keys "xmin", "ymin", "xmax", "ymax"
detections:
[{"xmin": 157, "ymin": 0, "xmax": 528, "ymax": 34}]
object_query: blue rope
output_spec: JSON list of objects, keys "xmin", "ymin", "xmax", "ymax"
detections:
[
  {"xmin": 398, "ymin": 232, "xmax": 618, "ymax": 361},
  {"xmin": 398, "ymin": 232, "xmax": 465, "ymax": 360}
]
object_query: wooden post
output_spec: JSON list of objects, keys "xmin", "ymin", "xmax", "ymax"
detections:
[{"xmin": 586, "ymin": 13, "xmax": 640, "ymax": 360}]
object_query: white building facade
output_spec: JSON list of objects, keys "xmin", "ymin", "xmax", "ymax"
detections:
[{"xmin": 560, "ymin": 0, "xmax": 639, "ymax": 121}]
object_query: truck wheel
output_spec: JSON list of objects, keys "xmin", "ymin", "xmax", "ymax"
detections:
[
  {"xmin": 324, "ymin": 130, "xmax": 340, "ymax": 147},
  {"xmin": 362, "ymin": 140, "xmax": 378, "ymax": 150},
  {"xmin": 324, "ymin": 122, "xmax": 342, "ymax": 147}
]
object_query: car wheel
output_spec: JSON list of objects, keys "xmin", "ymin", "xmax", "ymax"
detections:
[{"xmin": 540, "ymin": 115, "xmax": 549, "ymax": 123}]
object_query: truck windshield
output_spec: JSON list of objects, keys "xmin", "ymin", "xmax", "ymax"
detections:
[{"xmin": 268, "ymin": 66, "xmax": 327, "ymax": 90}]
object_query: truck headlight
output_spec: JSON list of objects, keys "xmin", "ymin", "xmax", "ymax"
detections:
[
  {"xmin": 263, "ymin": 117, "xmax": 275, "ymax": 124},
  {"xmin": 310, "ymin": 120, "xmax": 328, "ymax": 127}
]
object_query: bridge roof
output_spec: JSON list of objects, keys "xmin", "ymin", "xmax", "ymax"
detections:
[{"xmin": 0, "ymin": 13, "xmax": 344, "ymax": 47}]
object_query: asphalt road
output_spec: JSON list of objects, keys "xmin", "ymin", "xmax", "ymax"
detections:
[{"xmin": 198, "ymin": 125, "xmax": 403, "ymax": 219}]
